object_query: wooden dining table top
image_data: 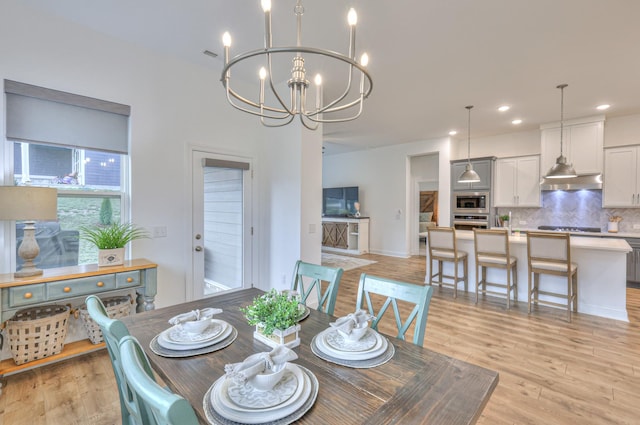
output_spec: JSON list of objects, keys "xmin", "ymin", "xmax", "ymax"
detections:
[{"xmin": 122, "ymin": 288, "xmax": 498, "ymax": 425}]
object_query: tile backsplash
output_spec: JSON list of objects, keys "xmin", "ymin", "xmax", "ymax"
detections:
[{"xmin": 496, "ymin": 190, "xmax": 640, "ymax": 233}]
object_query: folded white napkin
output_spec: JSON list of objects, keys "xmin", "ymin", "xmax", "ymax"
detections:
[
  {"xmin": 168, "ymin": 308, "xmax": 223, "ymax": 325},
  {"xmin": 329, "ymin": 309, "xmax": 374, "ymax": 334},
  {"xmin": 224, "ymin": 345, "xmax": 298, "ymax": 383}
]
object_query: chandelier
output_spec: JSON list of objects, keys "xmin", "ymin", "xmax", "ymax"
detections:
[{"xmin": 221, "ymin": 0, "xmax": 373, "ymax": 130}]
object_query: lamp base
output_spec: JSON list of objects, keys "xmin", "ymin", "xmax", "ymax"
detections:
[{"xmin": 15, "ymin": 221, "xmax": 44, "ymax": 278}]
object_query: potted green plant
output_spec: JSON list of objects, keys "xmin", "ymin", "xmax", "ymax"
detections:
[
  {"xmin": 499, "ymin": 214, "xmax": 510, "ymax": 228},
  {"xmin": 240, "ymin": 289, "xmax": 302, "ymax": 348},
  {"xmin": 80, "ymin": 222, "xmax": 148, "ymax": 266}
]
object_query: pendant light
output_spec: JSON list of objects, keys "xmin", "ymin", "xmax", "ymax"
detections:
[
  {"xmin": 545, "ymin": 84, "xmax": 577, "ymax": 179},
  {"xmin": 458, "ymin": 105, "xmax": 481, "ymax": 183}
]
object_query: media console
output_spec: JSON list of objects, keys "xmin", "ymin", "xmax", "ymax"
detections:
[{"xmin": 321, "ymin": 217, "xmax": 369, "ymax": 255}]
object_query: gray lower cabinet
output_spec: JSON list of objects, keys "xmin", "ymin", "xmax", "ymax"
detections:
[{"xmin": 626, "ymin": 238, "xmax": 640, "ymax": 282}]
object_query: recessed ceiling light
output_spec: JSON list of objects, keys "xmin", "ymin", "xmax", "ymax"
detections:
[
  {"xmin": 498, "ymin": 105, "xmax": 510, "ymax": 112},
  {"xmin": 596, "ymin": 104, "xmax": 610, "ymax": 111},
  {"xmin": 511, "ymin": 119, "xmax": 523, "ymax": 125},
  {"xmin": 448, "ymin": 130, "xmax": 458, "ymax": 136}
]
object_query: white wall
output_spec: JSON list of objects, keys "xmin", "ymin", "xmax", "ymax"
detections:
[
  {"xmin": 451, "ymin": 129, "xmax": 540, "ymax": 161},
  {"xmin": 604, "ymin": 114, "xmax": 640, "ymax": 147},
  {"xmin": 0, "ymin": 1, "xmax": 267, "ymax": 308},
  {"xmin": 323, "ymin": 137, "xmax": 451, "ymax": 258}
]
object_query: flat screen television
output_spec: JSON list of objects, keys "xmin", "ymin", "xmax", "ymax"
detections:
[{"xmin": 323, "ymin": 186, "xmax": 359, "ymax": 217}]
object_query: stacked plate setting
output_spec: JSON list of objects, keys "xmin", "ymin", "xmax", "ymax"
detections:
[
  {"xmin": 205, "ymin": 363, "xmax": 318, "ymax": 425},
  {"xmin": 314, "ymin": 327, "xmax": 388, "ymax": 360},
  {"xmin": 158, "ymin": 319, "xmax": 232, "ymax": 351}
]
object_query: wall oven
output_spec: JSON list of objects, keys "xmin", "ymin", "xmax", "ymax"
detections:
[
  {"xmin": 452, "ymin": 214, "xmax": 490, "ymax": 231},
  {"xmin": 453, "ymin": 191, "xmax": 490, "ymax": 214}
]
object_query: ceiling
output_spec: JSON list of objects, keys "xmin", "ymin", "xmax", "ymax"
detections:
[{"xmin": 21, "ymin": 0, "xmax": 640, "ymax": 155}]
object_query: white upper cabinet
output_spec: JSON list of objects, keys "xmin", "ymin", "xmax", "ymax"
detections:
[
  {"xmin": 603, "ymin": 145, "xmax": 640, "ymax": 207},
  {"xmin": 494, "ymin": 155, "xmax": 541, "ymax": 207},
  {"xmin": 540, "ymin": 117, "xmax": 604, "ymax": 176}
]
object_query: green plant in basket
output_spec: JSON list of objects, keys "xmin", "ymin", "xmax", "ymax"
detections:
[
  {"xmin": 79, "ymin": 222, "xmax": 148, "ymax": 249},
  {"xmin": 240, "ymin": 289, "xmax": 301, "ymax": 336}
]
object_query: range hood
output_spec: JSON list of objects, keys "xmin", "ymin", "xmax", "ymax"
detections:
[{"xmin": 540, "ymin": 173, "xmax": 603, "ymax": 191}]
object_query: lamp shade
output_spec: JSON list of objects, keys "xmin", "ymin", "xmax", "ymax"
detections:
[
  {"xmin": 0, "ymin": 186, "xmax": 58, "ymax": 220},
  {"xmin": 545, "ymin": 155, "xmax": 577, "ymax": 179}
]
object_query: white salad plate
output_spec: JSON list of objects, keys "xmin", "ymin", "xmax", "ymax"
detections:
[
  {"xmin": 162, "ymin": 319, "xmax": 225, "ymax": 345},
  {"xmin": 324, "ymin": 327, "xmax": 378, "ymax": 352},
  {"xmin": 210, "ymin": 363, "xmax": 311, "ymax": 424},
  {"xmin": 158, "ymin": 320, "xmax": 231, "ymax": 351},
  {"xmin": 222, "ymin": 363, "xmax": 304, "ymax": 412},
  {"xmin": 317, "ymin": 328, "xmax": 387, "ymax": 360}
]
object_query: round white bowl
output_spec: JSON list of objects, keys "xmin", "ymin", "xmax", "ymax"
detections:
[
  {"xmin": 338, "ymin": 323, "xmax": 369, "ymax": 342},
  {"xmin": 249, "ymin": 363, "xmax": 287, "ymax": 391},
  {"xmin": 181, "ymin": 318, "xmax": 211, "ymax": 334}
]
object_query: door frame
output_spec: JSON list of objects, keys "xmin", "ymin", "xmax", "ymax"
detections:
[{"xmin": 186, "ymin": 146, "xmax": 254, "ymax": 301}]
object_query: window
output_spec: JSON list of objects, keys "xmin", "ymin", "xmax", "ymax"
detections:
[
  {"xmin": 3, "ymin": 80, "xmax": 130, "ymax": 271},
  {"xmin": 12, "ymin": 141, "xmax": 125, "ymax": 267}
]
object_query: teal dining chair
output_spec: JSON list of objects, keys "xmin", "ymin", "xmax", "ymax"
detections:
[
  {"xmin": 119, "ymin": 335, "xmax": 199, "ymax": 425},
  {"xmin": 291, "ymin": 260, "xmax": 344, "ymax": 315},
  {"xmin": 355, "ymin": 273, "xmax": 434, "ymax": 347},
  {"xmin": 85, "ymin": 295, "xmax": 139, "ymax": 425}
]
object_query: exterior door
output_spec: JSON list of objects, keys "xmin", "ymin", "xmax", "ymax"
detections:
[{"xmin": 192, "ymin": 150, "xmax": 252, "ymax": 298}]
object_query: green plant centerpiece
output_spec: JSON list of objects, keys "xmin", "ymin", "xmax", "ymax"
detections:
[
  {"xmin": 80, "ymin": 222, "xmax": 148, "ymax": 266},
  {"xmin": 241, "ymin": 289, "xmax": 302, "ymax": 348}
]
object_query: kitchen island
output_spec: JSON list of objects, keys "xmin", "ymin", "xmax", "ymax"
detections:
[{"xmin": 425, "ymin": 230, "xmax": 631, "ymax": 321}]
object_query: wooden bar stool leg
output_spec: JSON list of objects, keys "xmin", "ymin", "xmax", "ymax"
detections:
[
  {"xmin": 573, "ymin": 271, "xmax": 578, "ymax": 313},
  {"xmin": 438, "ymin": 260, "xmax": 443, "ymax": 287},
  {"xmin": 463, "ymin": 258, "xmax": 468, "ymax": 292},
  {"xmin": 453, "ymin": 259, "xmax": 458, "ymax": 299},
  {"xmin": 513, "ymin": 263, "xmax": 518, "ymax": 302},
  {"xmin": 567, "ymin": 275, "xmax": 572, "ymax": 323},
  {"xmin": 475, "ymin": 263, "xmax": 480, "ymax": 304},
  {"xmin": 506, "ymin": 267, "xmax": 511, "ymax": 310},
  {"xmin": 534, "ymin": 273, "xmax": 540, "ymax": 305},
  {"xmin": 528, "ymin": 271, "xmax": 533, "ymax": 314}
]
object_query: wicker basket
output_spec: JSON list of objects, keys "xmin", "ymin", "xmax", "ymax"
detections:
[
  {"xmin": 79, "ymin": 296, "xmax": 132, "ymax": 344},
  {"xmin": 6, "ymin": 304, "xmax": 70, "ymax": 365}
]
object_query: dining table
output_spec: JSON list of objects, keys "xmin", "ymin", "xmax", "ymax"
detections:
[{"xmin": 122, "ymin": 288, "xmax": 498, "ymax": 425}]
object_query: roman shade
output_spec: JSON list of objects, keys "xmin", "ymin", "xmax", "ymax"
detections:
[
  {"xmin": 5, "ymin": 80, "xmax": 130, "ymax": 154},
  {"xmin": 202, "ymin": 158, "xmax": 250, "ymax": 170}
]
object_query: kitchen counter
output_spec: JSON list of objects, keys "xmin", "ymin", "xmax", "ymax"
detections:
[
  {"xmin": 495, "ymin": 226, "xmax": 640, "ymax": 239},
  {"xmin": 426, "ymin": 230, "xmax": 631, "ymax": 321}
]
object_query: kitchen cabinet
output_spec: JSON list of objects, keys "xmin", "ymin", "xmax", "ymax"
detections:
[
  {"xmin": 540, "ymin": 117, "xmax": 604, "ymax": 176},
  {"xmin": 322, "ymin": 218, "xmax": 369, "ymax": 254},
  {"xmin": 494, "ymin": 155, "xmax": 541, "ymax": 207},
  {"xmin": 603, "ymin": 145, "xmax": 640, "ymax": 207},
  {"xmin": 626, "ymin": 238, "xmax": 640, "ymax": 283},
  {"xmin": 451, "ymin": 158, "xmax": 493, "ymax": 191}
]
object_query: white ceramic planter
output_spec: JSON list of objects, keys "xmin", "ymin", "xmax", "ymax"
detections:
[
  {"xmin": 608, "ymin": 222, "xmax": 619, "ymax": 233},
  {"xmin": 98, "ymin": 248, "xmax": 125, "ymax": 267},
  {"xmin": 253, "ymin": 324, "xmax": 301, "ymax": 348}
]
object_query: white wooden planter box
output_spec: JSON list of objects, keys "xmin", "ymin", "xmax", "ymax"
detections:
[{"xmin": 253, "ymin": 324, "xmax": 301, "ymax": 348}]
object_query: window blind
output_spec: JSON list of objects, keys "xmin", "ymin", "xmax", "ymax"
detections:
[
  {"xmin": 202, "ymin": 158, "xmax": 250, "ymax": 170},
  {"xmin": 5, "ymin": 80, "xmax": 130, "ymax": 154}
]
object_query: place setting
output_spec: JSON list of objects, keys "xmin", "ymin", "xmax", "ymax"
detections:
[
  {"xmin": 149, "ymin": 307, "xmax": 238, "ymax": 358},
  {"xmin": 310, "ymin": 309, "xmax": 395, "ymax": 368},
  {"xmin": 204, "ymin": 345, "xmax": 318, "ymax": 425}
]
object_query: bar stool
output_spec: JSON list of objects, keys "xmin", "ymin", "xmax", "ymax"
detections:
[
  {"xmin": 473, "ymin": 228, "xmax": 518, "ymax": 309},
  {"xmin": 526, "ymin": 231, "xmax": 578, "ymax": 322},
  {"xmin": 427, "ymin": 227, "xmax": 468, "ymax": 298}
]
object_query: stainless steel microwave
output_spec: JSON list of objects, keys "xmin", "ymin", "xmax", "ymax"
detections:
[{"xmin": 453, "ymin": 192, "xmax": 490, "ymax": 214}]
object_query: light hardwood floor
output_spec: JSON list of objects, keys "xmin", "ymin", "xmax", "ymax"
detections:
[{"xmin": 1, "ymin": 253, "xmax": 639, "ymax": 424}]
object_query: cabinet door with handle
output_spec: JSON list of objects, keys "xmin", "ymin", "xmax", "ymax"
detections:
[{"xmin": 603, "ymin": 146, "xmax": 639, "ymax": 207}]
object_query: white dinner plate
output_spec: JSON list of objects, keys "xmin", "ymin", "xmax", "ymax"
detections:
[
  {"xmin": 222, "ymin": 363, "xmax": 305, "ymax": 412},
  {"xmin": 317, "ymin": 328, "xmax": 387, "ymax": 360},
  {"xmin": 161, "ymin": 319, "xmax": 224, "ymax": 345},
  {"xmin": 157, "ymin": 321, "xmax": 231, "ymax": 351},
  {"xmin": 324, "ymin": 327, "xmax": 378, "ymax": 352},
  {"xmin": 210, "ymin": 363, "xmax": 311, "ymax": 424}
]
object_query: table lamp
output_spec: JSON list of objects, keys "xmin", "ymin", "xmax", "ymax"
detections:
[{"xmin": 0, "ymin": 186, "xmax": 58, "ymax": 277}]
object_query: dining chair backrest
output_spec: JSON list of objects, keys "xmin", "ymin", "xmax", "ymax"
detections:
[
  {"xmin": 427, "ymin": 226, "xmax": 458, "ymax": 254},
  {"xmin": 119, "ymin": 335, "xmax": 199, "ymax": 425},
  {"xmin": 85, "ymin": 295, "xmax": 137, "ymax": 425},
  {"xmin": 474, "ymin": 228, "xmax": 510, "ymax": 258},
  {"xmin": 291, "ymin": 260, "xmax": 344, "ymax": 315},
  {"xmin": 355, "ymin": 273, "xmax": 434, "ymax": 347}
]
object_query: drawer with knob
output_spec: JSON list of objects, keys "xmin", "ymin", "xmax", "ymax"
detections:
[
  {"xmin": 116, "ymin": 271, "xmax": 141, "ymax": 289},
  {"xmin": 8, "ymin": 284, "xmax": 46, "ymax": 307},
  {"xmin": 48, "ymin": 274, "xmax": 117, "ymax": 301}
]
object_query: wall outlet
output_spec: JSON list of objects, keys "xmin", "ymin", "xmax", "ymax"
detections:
[
  {"xmin": 519, "ymin": 220, "xmax": 527, "ymax": 225},
  {"xmin": 152, "ymin": 226, "xmax": 167, "ymax": 238},
  {"xmin": 633, "ymin": 224, "xmax": 640, "ymax": 230}
]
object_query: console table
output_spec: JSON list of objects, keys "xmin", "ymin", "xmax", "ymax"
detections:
[
  {"xmin": 321, "ymin": 217, "xmax": 369, "ymax": 254},
  {"xmin": 0, "ymin": 258, "xmax": 157, "ymax": 378}
]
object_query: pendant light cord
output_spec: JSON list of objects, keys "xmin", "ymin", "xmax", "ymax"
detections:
[
  {"xmin": 466, "ymin": 105, "xmax": 473, "ymax": 164},
  {"xmin": 557, "ymin": 84, "xmax": 567, "ymax": 156}
]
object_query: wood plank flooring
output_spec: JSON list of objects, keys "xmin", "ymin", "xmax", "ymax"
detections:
[{"xmin": 1, "ymin": 253, "xmax": 639, "ymax": 424}]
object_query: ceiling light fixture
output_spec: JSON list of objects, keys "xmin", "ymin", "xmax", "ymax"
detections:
[
  {"xmin": 221, "ymin": 0, "xmax": 373, "ymax": 130},
  {"xmin": 511, "ymin": 119, "xmax": 522, "ymax": 125},
  {"xmin": 498, "ymin": 105, "xmax": 510, "ymax": 112},
  {"xmin": 458, "ymin": 105, "xmax": 481, "ymax": 183},
  {"xmin": 596, "ymin": 104, "xmax": 610, "ymax": 111},
  {"xmin": 449, "ymin": 130, "xmax": 458, "ymax": 136},
  {"xmin": 545, "ymin": 84, "xmax": 577, "ymax": 179}
]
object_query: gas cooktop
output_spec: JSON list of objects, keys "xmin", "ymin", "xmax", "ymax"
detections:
[{"xmin": 537, "ymin": 225, "xmax": 602, "ymax": 233}]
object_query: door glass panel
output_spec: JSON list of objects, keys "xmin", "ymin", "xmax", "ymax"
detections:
[{"xmin": 202, "ymin": 166, "xmax": 244, "ymax": 295}]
